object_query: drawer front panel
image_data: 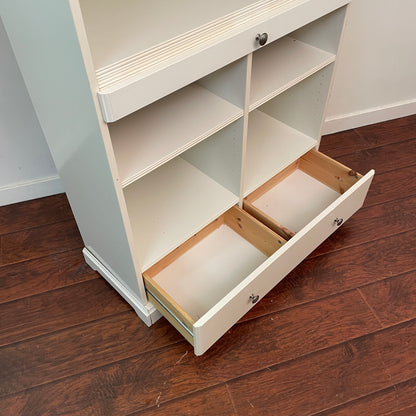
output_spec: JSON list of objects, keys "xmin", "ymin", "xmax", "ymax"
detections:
[
  {"xmin": 193, "ymin": 170, "xmax": 374, "ymax": 355},
  {"xmin": 98, "ymin": 0, "xmax": 349, "ymax": 121}
]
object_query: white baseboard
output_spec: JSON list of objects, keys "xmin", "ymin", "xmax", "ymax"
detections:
[
  {"xmin": 322, "ymin": 99, "xmax": 416, "ymax": 135},
  {"xmin": 83, "ymin": 248, "xmax": 162, "ymax": 326},
  {"xmin": 0, "ymin": 175, "xmax": 63, "ymax": 206}
]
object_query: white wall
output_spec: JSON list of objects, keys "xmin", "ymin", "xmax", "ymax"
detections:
[
  {"xmin": 0, "ymin": 17, "xmax": 62, "ymax": 206},
  {"xmin": 323, "ymin": 0, "xmax": 416, "ymax": 133},
  {"xmin": 1, "ymin": 0, "xmax": 415, "ymax": 205}
]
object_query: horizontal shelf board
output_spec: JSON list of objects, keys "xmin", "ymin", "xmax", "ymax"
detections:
[
  {"xmin": 124, "ymin": 157, "xmax": 238, "ymax": 270},
  {"xmin": 249, "ymin": 37, "xmax": 335, "ymax": 111},
  {"xmin": 90, "ymin": 0, "xmax": 294, "ymax": 91},
  {"xmin": 244, "ymin": 110, "xmax": 317, "ymax": 196},
  {"xmin": 253, "ymin": 169, "xmax": 340, "ymax": 232},
  {"xmin": 153, "ymin": 224, "xmax": 267, "ymax": 321},
  {"xmin": 109, "ymin": 84, "xmax": 243, "ymax": 187}
]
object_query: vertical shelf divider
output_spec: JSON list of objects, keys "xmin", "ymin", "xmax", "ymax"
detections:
[{"xmin": 239, "ymin": 53, "xmax": 254, "ymax": 206}]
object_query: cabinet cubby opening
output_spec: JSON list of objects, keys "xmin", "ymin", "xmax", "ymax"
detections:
[
  {"xmin": 123, "ymin": 119, "xmax": 245, "ymax": 270},
  {"xmin": 244, "ymin": 149, "xmax": 363, "ymax": 236},
  {"xmin": 249, "ymin": 6, "xmax": 346, "ymax": 110},
  {"xmin": 250, "ymin": 36, "xmax": 335, "ymax": 110},
  {"xmin": 289, "ymin": 6, "xmax": 347, "ymax": 55},
  {"xmin": 110, "ymin": 75, "xmax": 245, "ymax": 188}
]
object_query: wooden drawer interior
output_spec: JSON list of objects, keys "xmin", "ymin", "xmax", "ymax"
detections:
[
  {"xmin": 244, "ymin": 149, "xmax": 363, "ymax": 240},
  {"xmin": 143, "ymin": 205, "xmax": 285, "ymax": 344}
]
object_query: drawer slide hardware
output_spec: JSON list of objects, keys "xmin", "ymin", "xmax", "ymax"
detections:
[{"xmin": 146, "ymin": 288, "xmax": 194, "ymax": 338}]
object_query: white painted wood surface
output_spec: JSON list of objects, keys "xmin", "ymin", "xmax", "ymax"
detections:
[
  {"xmin": 109, "ymin": 84, "xmax": 243, "ymax": 187},
  {"xmin": 123, "ymin": 157, "xmax": 239, "ymax": 270},
  {"xmin": 253, "ymin": 169, "xmax": 340, "ymax": 232},
  {"xmin": 250, "ymin": 36, "xmax": 335, "ymax": 110},
  {"xmin": 197, "ymin": 58, "xmax": 248, "ymax": 108},
  {"xmin": 182, "ymin": 119, "xmax": 244, "ymax": 196},
  {"xmin": 244, "ymin": 110, "xmax": 316, "ymax": 195},
  {"xmin": 94, "ymin": 0, "xmax": 349, "ymax": 121},
  {"xmin": 260, "ymin": 63, "xmax": 334, "ymax": 140},
  {"xmin": 194, "ymin": 169, "xmax": 374, "ymax": 355},
  {"xmin": 153, "ymin": 224, "xmax": 267, "ymax": 321},
  {"xmin": 290, "ymin": 6, "xmax": 346, "ymax": 54}
]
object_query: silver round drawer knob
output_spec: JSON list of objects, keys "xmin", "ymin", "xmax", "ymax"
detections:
[
  {"xmin": 334, "ymin": 217, "xmax": 344, "ymax": 226},
  {"xmin": 256, "ymin": 32, "xmax": 268, "ymax": 46},
  {"xmin": 249, "ymin": 294, "xmax": 260, "ymax": 304}
]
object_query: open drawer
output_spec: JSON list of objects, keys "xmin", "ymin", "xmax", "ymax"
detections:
[
  {"xmin": 143, "ymin": 206, "xmax": 286, "ymax": 355},
  {"xmin": 244, "ymin": 149, "xmax": 374, "ymax": 241},
  {"xmin": 144, "ymin": 151, "xmax": 374, "ymax": 355}
]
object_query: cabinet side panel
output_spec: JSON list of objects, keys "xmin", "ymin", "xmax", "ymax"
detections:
[{"xmin": 0, "ymin": 1, "xmax": 145, "ymax": 301}]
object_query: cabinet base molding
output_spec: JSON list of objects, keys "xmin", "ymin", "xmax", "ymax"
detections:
[{"xmin": 82, "ymin": 248, "xmax": 162, "ymax": 326}]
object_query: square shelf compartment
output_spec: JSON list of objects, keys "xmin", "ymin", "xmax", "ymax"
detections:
[{"xmin": 110, "ymin": 83, "xmax": 244, "ymax": 187}]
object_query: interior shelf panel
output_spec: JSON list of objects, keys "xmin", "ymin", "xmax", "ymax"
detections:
[
  {"xmin": 249, "ymin": 36, "xmax": 335, "ymax": 110},
  {"xmin": 244, "ymin": 109, "xmax": 317, "ymax": 196},
  {"xmin": 124, "ymin": 157, "xmax": 239, "ymax": 270},
  {"xmin": 110, "ymin": 84, "xmax": 243, "ymax": 187}
]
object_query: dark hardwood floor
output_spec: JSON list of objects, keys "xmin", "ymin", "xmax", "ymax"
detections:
[{"xmin": 1, "ymin": 115, "xmax": 415, "ymax": 416}]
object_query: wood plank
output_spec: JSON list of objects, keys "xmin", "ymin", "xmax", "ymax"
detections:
[
  {"xmin": 244, "ymin": 199, "xmax": 295, "ymax": 241},
  {"xmin": 129, "ymin": 385, "xmax": 236, "ymax": 416},
  {"xmin": 299, "ymin": 149, "xmax": 362, "ymax": 193},
  {"xmin": 224, "ymin": 205, "xmax": 285, "ymax": 256},
  {"xmin": 227, "ymin": 320, "xmax": 416, "ymax": 416},
  {"xmin": 0, "ymin": 289, "xmax": 380, "ymax": 415},
  {"xmin": 311, "ymin": 195, "xmax": 416, "ymax": 257},
  {"xmin": 359, "ymin": 270, "xmax": 416, "ymax": 327},
  {"xmin": 0, "ymin": 193, "xmax": 73, "ymax": 235},
  {"xmin": 364, "ymin": 164, "xmax": 416, "ymax": 207},
  {"xmin": 0, "ymin": 311, "xmax": 182, "ymax": 397},
  {"xmin": 314, "ymin": 378, "xmax": 416, "ymax": 416},
  {"xmin": 0, "ymin": 249, "xmax": 98, "ymax": 304},
  {"xmin": 335, "ymin": 139, "xmax": 416, "ymax": 177},
  {"xmin": 320, "ymin": 114, "xmax": 416, "ymax": 157},
  {"xmin": 241, "ymin": 229, "xmax": 416, "ymax": 321},
  {"xmin": 0, "ymin": 219, "xmax": 83, "ymax": 267},
  {"xmin": 0, "ymin": 279, "xmax": 131, "ymax": 347}
]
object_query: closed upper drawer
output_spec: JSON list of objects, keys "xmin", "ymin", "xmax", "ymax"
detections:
[
  {"xmin": 144, "ymin": 150, "xmax": 373, "ymax": 355},
  {"xmin": 88, "ymin": 0, "xmax": 350, "ymax": 121}
]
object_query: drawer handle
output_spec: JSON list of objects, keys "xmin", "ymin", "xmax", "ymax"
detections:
[
  {"xmin": 249, "ymin": 294, "xmax": 260, "ymax": 304},
  {"xmin": 256, "ymin": 33, "xmax": 268, "ymax": 46},
  {"xmin": 334, "ymin": 217, "xmax": 344, "ymax": 226}
]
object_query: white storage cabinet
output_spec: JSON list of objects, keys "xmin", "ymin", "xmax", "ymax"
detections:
[{"xmin": 2, "ymin": 0, "xmax": 374, "ymax": 355}]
